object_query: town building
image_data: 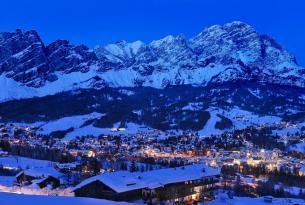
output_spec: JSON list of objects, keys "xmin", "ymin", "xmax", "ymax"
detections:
[
  {"xmin": 73, "ymin": 164, "xmax": 220, "ymax": 203},
  {"xmin": 16, "ymin": 167, "xmax": 64, "ymax": 189}
]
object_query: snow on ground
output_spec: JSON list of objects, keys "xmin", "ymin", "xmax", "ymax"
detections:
[
  {"xmin": 63, "ymin": 122, "xmax": 151, "ymax": 140},
  {"xmin": 37, "ymin": 112, "xmax": 104, "ymax": 135},
  {"xmin": 289, "ymin": 142, "xmax": 305, "ymax": 153},
  {"xmin": 38, "ymin": 69, "xmax": 100, "ymax": 96},
  {"xmin": 0, "ymin": 75, "xmax": 37, "ymax": 102},
  {"xmin": 275, "ymin": 184, "xmax": 304, "ymax": 196},
  {"xmin": 0, "ymin": 192, "xmax": 132, "ymax": 205},
  {"xmin": 118, "ymin": 89, "xmax": 135, "ymax": 96},
  {"xmin": 204, "ymin": 195, "xmax": 305, "ymax": 205},
  {"xmin": 63, "ymin": 125, "xmax": 108, "ymax": 140},
  {"xmin": 0, "ymin": 184, "xmax": 73, "ymax": 197},
  {"xmin": 247, "ymin": 88, "xmax": 263, "ymax": 99},
  {"xmin": 199, "ymin": 107, "xmax": 282, "ymax": 137},
  {"xmin": 273, "ymin": 122, "xmax": 305, "ymax": 136},
  {"xmin": 300, "ymin": 95, "xmax": 305, "ymax": 101},
  {"xmin": 198, "ymin": 108, "xmax": 223, "ymax": 136},
  {"xmin": 13, "ymin": 117, "xmax": 152, "ymax": 140},
  {"xmin": 0, "ymin": 68, "xmax": 102, "ymax": 102},
  {"xmin": 0, "ymin": 176, "xmax": 15, "ymax": 187},
  {"xmin": 182, "ymin": 102, "xmax": 204, "ymax": 111},
  {"xmin": 0, "ymin": 156, "xmax": 56, "ymax": 169}
]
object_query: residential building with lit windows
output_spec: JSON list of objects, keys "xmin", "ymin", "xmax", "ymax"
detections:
[{"xmin": 73, "ymin": 164, "xmax": 220, "ymax": 203}]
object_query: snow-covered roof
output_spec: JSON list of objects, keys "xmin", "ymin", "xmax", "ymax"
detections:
[
  {"xmin": 74, "ymin": 164, "xmax": 220, "ymax": 193},
  {"xmin": 16, "ymin": 167, "xmax": 63, "ymax": 179},
  {"xmin": 56, "ymin": 162, "xmax": 79, "ymax": 169}
]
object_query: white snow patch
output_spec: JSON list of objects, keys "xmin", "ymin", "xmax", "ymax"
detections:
[
  {"xmin": 63, "ymin": 122, "xmax": 150, "ymax": 140},
  {"xmin": 199, "ymin": 107, "xmax": 281, "ymax": 137},
  {"xmin": 205, "ymin": 195, "xmax": 304, "ymax": 205},
  {"xmin": 247, "ymin": 88, "xmax": 263, "ymax": 99},
  {"xmin": 37, "ymin": 112, "xmax": 104, "ymax": 135},
  {"xmin": 0, "ymin": 192, "xmax": 132, "ymax": 205},
  {"xmin": 0, "ymin": 156, "xmax": 56, "ymax": 169}
]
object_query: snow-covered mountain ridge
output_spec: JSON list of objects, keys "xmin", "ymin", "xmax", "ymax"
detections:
[{"xmin": 0, "ymin": 21, "xmax": 304, "ymax": 102}]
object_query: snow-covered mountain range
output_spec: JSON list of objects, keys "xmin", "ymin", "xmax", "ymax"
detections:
[
  {"xmin": 0, "ymin": 21, "xmax": 304, "ymax": 102},
  {"xmin": 1, "ymin": 21, "xmax": 305, "ymax": 137}
]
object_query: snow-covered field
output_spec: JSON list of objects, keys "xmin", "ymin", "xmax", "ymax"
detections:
[
  {"xmin": 14, "ymin": 112, "xmax": 105, "ymax": 136},
  {"xmin": 204, "ymin": 195, "xmax": 305, "ymax": 205},
  {"xmin": 36, "ymin": 112, "xmax": 105, "ymax": 135},
  {"xmin": 10, "ymin": 105, "xmax": 287, "ymax": 139},
  {"xmin": 0, "ymin": 156, "xmax": 56, "ymax": 169},
  {"xmin": 289, "ymin": 142, "xmax": 305, "ymax": 153},
  {"xmin": 13, "ymin": 113, "xmax": 153, "ymax": 140},
  {"xmin": 198, "ymin": 107, "xmax": 282, "ymax": 137},
  {"xmin": 63, "ymin": 122, "xmax": 150, "ymax": 140},
  {"xmin": 0, "ymin": 192, "xmax": 133, "ymax": 205},
  {"xmin": 272, "ymin": 122, "xmax": 305, "ymax": 136},
  {"xmin": 275, "ymin": 184, "xmax": 304, "ymax": 196},
  {"xmin": 0, "ymin": 176, "xmax": 15, "ymax": 187}
]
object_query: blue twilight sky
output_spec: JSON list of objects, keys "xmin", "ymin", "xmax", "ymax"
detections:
[{"xmin": 0, "ymin": 0, "xmax": 305, "ymax": 65}]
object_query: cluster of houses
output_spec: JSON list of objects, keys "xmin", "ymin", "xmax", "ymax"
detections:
[{"xmin": 1, "ymin": 122, "xmax": 305, "ymax": 203}]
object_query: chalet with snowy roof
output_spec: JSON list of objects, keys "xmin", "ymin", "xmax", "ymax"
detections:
[
  {"xmin": 16, "ymin": 167, "xmax": 64, "ymax": 189},
  {"xmin": 73, "ymin": 164, "xmax": 220, "ymax": 203}
]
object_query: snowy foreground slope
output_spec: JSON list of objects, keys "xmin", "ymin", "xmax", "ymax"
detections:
[
  {"xmin": 0, "ymin": 192, "xmax": 132, "ymax": 205},
  {"xmin": 1, "ymin": 192, "xmax": 304, "ymax": 205},
  {"xmin": 0, "ymin": 156, "xmax": 55, "ymax": 169},
  {"xmin": 204, "ymin": 195, "xmax": 305, "ymax": 205}
]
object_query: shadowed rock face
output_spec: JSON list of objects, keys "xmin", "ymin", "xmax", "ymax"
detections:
[
  {"xmin": 0, "ymin": 29, "xmax": 51, "ymax": 87},
  {"xmin": 0, "ymin": 30, "xmax": 98, "ymax": 87},
  {"xmin": 0, "ymin": 21, "xmax": 304, "ymax": 92}
]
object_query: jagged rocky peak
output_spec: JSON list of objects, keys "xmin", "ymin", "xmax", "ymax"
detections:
[
  {"xmin": 0, "ymin": 29, "xmax": 51, "ymax": 87},
  {"xmin": 150, "ymin": 34, "xmax": 188, "ymax": 54},
  {"xmin": 46, "ymin": 39, "xmax": 97, "ymax": 74},
  {"xmin": 150, "ymin": 34, "xmax": 186, "ymax": 47},
  {"xmin": 190, "ymin": 21, "xmax": 261, "ymax": 64},
  {"xmin": 94, "ymin": 39, "xmax": 145, "ymax": 70},
  {"xmin": 95, "ymin": 40, "xmax": 144, "ymax": 59},
  {"xmin": 0, "ymin": 29, "xmax": 45, "ymax": 60},
  {"xmin": 190, "ymin": 21, "xmax": 298, "ymax": 71}
]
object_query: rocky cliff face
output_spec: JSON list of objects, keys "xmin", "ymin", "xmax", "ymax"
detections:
[
  {"xmin": 0, "ymin": 29, "xmax": 50, "ymax": 87},
  {"xmin": 0, "ymin": 21, "xmax": 304, "ymax": 101}
]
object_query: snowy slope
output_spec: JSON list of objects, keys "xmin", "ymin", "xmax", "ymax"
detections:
[
  {"xmin": 0, "ymin": 75, "xmax": 37, "ymax": 102},
  {"xmin": 198, "ymin": 107, "xmax": 282, "ymax": 137},
  {"xmin": 205, "ymin": 195, "xmax": 304, "ymax": 205},
  {"xmin": 36, "ymin": 112, "xmax": 105, "ymax": 135},
  {"xmin": 0, "ymin": 156, "xmax": 56, "ymax": 169},
  {"xmin": 0, "ymin": 192, "xmax": 133, "ymax": 205},
  {"xmin": 63, "ymin": 122, "xmax": 150, "ymax": 140}
]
